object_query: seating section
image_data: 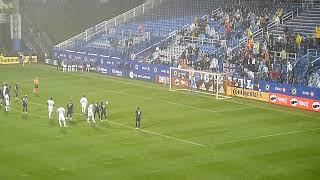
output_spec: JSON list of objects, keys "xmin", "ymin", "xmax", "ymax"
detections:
[{"xmin": 69, "ymin": 0, "xmax": 320, "ymax": 87}]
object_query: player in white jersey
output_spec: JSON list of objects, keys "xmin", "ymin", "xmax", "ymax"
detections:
[
  {"xmin": 57, "ymin": 106, "xmax": 67, "ymax": 127},
  {"xmin": 47, "ymin": 97, "xmax": 55, "ymax": 120},
  {"xmin": 4, "ymin": 93, "xmax": 10, "ymax": 112},
  {"xmin": 2, "ymin": 83, "xmax": 7, "ymax": 97},
  {"xmin": 87, "ymin": 103, "xmax": 95, "ymax": 123},
  {"xmin": 80, "ymin": 95, "xmax": 88, "ymax": 114}
]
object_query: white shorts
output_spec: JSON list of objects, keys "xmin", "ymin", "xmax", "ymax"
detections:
[
  {"xmin": 82, "ymin": 104, "xmax": 87, "ymax": 108},
  {"xmin": 5, "ymin": 100, "xmax": 9, "ymax": 106},
  {"xmin": 59, "ymin": 116, "xmax": 65, "ymax": 121},
  {"xmin": 48, "ymin": 108, "xmax": 53, "ymax": 113},
  {"xmin": 88, "ymin": 111, "xmax": 94, "ymax": 117}
]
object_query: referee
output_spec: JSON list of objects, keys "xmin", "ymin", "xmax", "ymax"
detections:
[
  {"xmin": 135, "ymin": 107, "xmax": 142, "ymax": 129},
  {"xmin": 33, "ymin": 77, "xmax": 39, "ymax": 96}
]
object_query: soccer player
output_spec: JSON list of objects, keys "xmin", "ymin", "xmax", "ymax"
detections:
[
  {"xmin": 33, "ymin": 77, "xmax": 39, "ymax": 95},
  {"xmin": 135, "ymin": 107, "xmax": 142, "ymax": 129},
  {"xmin": 0, "ymin": 85, "xmax": 3, "ymax": 107},
  {"xmin": 190, "ymin": 74, "xmax": 196, "ymax": 95},
  {"xmin": 4, "ymin": 93, "xmax": 10, "ymax": 112},
  {"xmin": 57, "ymin": 106, "xmax": 67, "ymax": 127},
  {"xmin": 94, "ymin": 102, "xmax": 100, "ymax": 120},
  {"xmin": 2, "ymin": 82, "xmax": 7, "ymax": 97},
  {"xmin": 22, "ymin": 95, "xmax": 28, "ymax": 113},
  {"xmin": 100, "ymin": 101, "xmax": 107, "ymax": 121},
  {"xmin": 66, "ymin": 100, "xmax": 74, "ymax": 120},
  {"xmin": 0, "ymin": 89, "xmax": 3, "ymax": 108},
  {"xmin": 7, "ymin": 85, "xmax": 11, "ymax": 100},
  {"xmin": 47, "ymin": 97, "xmax": 55, "ymax": 120},
  {"xmin": 80, "ymin": 95, "xmax": 88, "ymax": 114},
  {"xmin": 15, "ymin": 83, "xmax": 19, "ymax": 100},
  {"xmin": 87, "ymin": 103, "xmax": 95, "ymax": 123}
]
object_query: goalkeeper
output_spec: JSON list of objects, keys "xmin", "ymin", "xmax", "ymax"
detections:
[{"xmin": 190, "ymin": 74, "xmax": 196, "ymax": 94}]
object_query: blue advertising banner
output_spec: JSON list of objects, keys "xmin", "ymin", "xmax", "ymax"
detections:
[
  {"xmin": 54, "ymin": 50, "xmax": 170, "ymax": 83},
  {"xmin": 258, "ymin": 80, "xmax": 320, "ymax": 100}
]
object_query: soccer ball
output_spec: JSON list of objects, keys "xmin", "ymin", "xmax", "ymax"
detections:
[{"xmin": 106, "ymin": 101, "xmax": 109, "ymax": 105}]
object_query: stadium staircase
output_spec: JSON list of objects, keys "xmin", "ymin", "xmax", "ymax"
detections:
[
  {"xmin": 247, "ymin": 1, "xmax": 320, "ymax": 83},
  {"xmin": 270, "ymin": 3, "xmax": 320, "ymax": 38}
]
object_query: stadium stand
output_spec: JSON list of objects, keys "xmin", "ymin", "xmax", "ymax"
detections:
[{"xmin": 54, "ymin": 0, "xmax": 320, "ymax": 88}]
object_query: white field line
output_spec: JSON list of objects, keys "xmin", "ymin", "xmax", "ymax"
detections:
[
  {"xmin": 96, "ymin": 89, "xmax": 251, "ymax": 113},
  {"xmin": 27, "ymin": 101, "xmax": 207, "ymax": 147},
  {"xmin": 165, "ymin": 101, "xmax": 251, "ymax": 113},
  {"xmin": 111, "ymin": 89, "xmax": 251, "ymax": 113},
  {"xmin": 222, "ymin": 98, "xmax": 320, "ymax": 119},
  {"xmin": 27, "ymin": 90, "xmax": 252, "ymax": 115},
  {"xmin": 165, "ymin": 89, "xmax": 320, "ymax": 119},
  {"xmin": 61, "ymin": 71, "xmax": 319, "ymax": 119},
  {"xmin": 211, "ymin": 127, "xmax": 320, "ymax": 147},
  {"xmin": 8, "ymin": 103, "xmax": 320, "ymax": 148},
  {"xmin": 105, "ymin": 120, "xmax": 207, "ymax": 147}
]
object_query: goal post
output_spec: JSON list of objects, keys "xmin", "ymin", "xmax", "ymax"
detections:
[{"xmin": 169, "ymin": 67, "xmax": 231, "ymax": 99}]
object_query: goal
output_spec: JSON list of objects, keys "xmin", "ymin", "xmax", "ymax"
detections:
[{"xmin": 169, "ymin": 67, "xmax": 231, "ymax": 99}]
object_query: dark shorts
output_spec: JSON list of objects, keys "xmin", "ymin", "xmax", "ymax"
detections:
[{"xmin": 34, "ymin": 84, "xmax": 39, "ymax": 89}]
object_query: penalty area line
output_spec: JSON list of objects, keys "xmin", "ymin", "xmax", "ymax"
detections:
[
  {"xmin": 105, "ymin": 120, "xmax": 207, "ymax": 147},
  {"xmin": 25, "ymin": 101, "xmax": 207, "ymax": 147},
  {"xmin": 211, "ymin": 127, "xmax": 320, "ymax": 147}
]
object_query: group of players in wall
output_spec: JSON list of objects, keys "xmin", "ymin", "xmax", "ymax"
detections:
[
  {"xmin": 51, "ymin": 96, "xmax": 109, "ymax": 128},
  {"xmin": 0, "ymin": 77, "xmax": 143, "ymax": 129}
]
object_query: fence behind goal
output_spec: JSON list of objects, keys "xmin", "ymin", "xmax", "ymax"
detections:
[{"xmin": 169, "ymin": 67, "xmax": 231, "ymax": 99}]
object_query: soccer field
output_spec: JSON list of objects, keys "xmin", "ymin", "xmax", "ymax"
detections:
[{"xmin": 0, "ymin": 64, "xmax": 319, "ymax": 179}]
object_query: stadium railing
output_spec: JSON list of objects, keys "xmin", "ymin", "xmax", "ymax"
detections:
[
  {"xmin": 311, "ymin": 56, "xmax": 320, "ymax": 66},
  {"xmin": 54, "ymin": 0, "xmax": 160, "ymax": 51},
  {"xmin": 270, "ymin": 51, "xmax": 297, "ymax": 63}
]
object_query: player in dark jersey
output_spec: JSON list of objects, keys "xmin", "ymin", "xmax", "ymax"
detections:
[
  {"xmin": 94, "ymin": 102, "xmax": 101, "ymax": 120},
  {"xmin": 135, "ymin": 107, "xmax": 142, "ymax": 129},
  {"xmin": 15, "ymin": 83, "xmax": 19, "ymax": 100},
  {"xmin": 22, "ymin": 95, "xmax": 28, "ymax": 113},
  {"xmin": 66, "ymin": 100, "xmax": 74, "ymax": 120},
  {"xmin": 100, "ymin": 101, "xmax": 107, "ymax": 121}
]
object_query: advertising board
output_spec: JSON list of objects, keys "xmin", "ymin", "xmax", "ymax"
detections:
[
  {"xmin": 269, "ymin": 93, "xmax": 320, "ymax": 112},
  {"xmin": 54, "ymin": 50, "xmax": 171, "ymax": 84},
  {"xmin": 226, "ymin": 86, "xmax": 269, "ymax": 102},
  {"xmin": 259, "ymin": 80, "xmax": 320, "ymax": 100}
]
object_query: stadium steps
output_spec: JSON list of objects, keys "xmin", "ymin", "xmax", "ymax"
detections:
[{"xmin": 270, "ymin": 5, "xmax": 320, "ymax": 38}]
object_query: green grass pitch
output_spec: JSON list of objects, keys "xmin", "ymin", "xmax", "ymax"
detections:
[{"xmin": 0, "ymin": 64, "xmax": 319, "ymax": 180}]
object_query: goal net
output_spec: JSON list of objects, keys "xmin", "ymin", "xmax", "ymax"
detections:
[{"xmin": 169, "ymin": 67, "xmax": 231, "ymax": 99}]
